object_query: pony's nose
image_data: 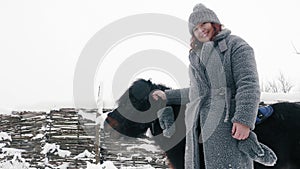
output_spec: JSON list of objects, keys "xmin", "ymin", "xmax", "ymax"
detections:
[{"xmin": 104, "ymin": 118, "xmax": 122, "ymax": 139}]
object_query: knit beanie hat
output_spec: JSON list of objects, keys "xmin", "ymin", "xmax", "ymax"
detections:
[{"xmin": 188, "ymin": 3, "xmax": 221, "ymax": 35}]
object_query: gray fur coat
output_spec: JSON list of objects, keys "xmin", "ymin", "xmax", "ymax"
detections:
[{"xmin": 166, "ymin": 29, "xmax": 261, "ymax": 168}]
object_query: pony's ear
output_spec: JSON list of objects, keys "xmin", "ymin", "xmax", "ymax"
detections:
[{"xmin": 156, "ymin": 84, "xmax": 171, "ymax": 91}]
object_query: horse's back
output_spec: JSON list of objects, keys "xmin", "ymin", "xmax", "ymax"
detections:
[{"xmin": 254, "ymin": 102, "xmax": 300, "ymax": 169}]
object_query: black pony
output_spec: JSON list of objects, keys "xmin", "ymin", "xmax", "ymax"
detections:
[
  {"xmin": 254, "ymin": 102, "xmax": 300, "ymax": 169},
  {"xmin": 104, "ymin": 79, "xmax": 300, "ymax": 169}
]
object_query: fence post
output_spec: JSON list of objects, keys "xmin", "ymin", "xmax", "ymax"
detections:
[{"xmin": 95, "ymin": 83, "xmax": 103, "ymax": 163}]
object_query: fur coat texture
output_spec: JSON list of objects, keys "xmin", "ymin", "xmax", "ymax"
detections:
[{"xmin": 166, "ymin": 29, "xmax": 264, "ymax": 169}]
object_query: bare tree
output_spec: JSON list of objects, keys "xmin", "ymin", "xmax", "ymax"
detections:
[
  {"xmin": 278, "ymin": 72, "xmax": 294, "ymax": 93},
  {"xmin": 263, "ymin": 72, "xmax": 294, "ymax": 93},
  {"xmin": 264, "ymin": 80, "xmax": 279, "ymax": 93},
  {"xmin": 291, "ymin": 41, "xmax": 300, "ymax": 54}
]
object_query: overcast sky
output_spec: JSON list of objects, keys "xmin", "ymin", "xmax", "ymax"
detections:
[{"xmin": 1, "ymin": 0, "xmax": 300, "ymax": 110}]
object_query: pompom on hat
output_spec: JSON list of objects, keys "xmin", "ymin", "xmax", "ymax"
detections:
[{"xmin": 188, "ymin": 3, "xmax": 221, "ymax": 35}]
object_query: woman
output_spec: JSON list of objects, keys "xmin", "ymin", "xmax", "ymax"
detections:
[{"xmin": 153, "ymin": 3, "xmax": 276, "ymax": 169}]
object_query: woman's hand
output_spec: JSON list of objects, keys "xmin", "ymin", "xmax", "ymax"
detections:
[
  {"xmin": 151, "ymin": 90, "xmax": 167, "ymax": 101},
  {"xmin": 232, "ymin": 122, "xmax": 250, "ymax": 140}
]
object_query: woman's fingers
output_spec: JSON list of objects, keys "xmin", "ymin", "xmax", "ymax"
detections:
[
  {"xmin": 231, "ymin": 123, "xmax": 237, "ymax": 135},
  {"xmin": 152, "ymin": 90, "xmax": 166, "ymax": 101},
  {"xmin": 232, "ymin": 122, "xmax": 250, "ymax": 140}
]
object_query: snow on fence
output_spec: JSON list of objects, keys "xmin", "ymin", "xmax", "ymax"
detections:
[
  {"xmin": 0, "ymin": 108, "xmax": 169, "ymax": 169},
  {"xmin": 0, "ymin": 108, "xmax": 99, "ymax": 168}
]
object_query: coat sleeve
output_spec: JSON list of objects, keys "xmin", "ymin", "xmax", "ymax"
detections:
[
  {"xmin": 230, "ymin": 39, "xmax": 260, "ymax": 130},
  {"xmin": 165, "ymin": 88, "xmax": 190, "ymax": 105}
]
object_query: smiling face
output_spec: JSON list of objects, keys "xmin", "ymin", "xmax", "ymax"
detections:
[{"xmin": 193, "ymin": 22, "xmax": 215, "ymax": 42}]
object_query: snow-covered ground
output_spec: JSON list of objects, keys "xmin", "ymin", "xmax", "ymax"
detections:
[
  {"xmin": 0, "ymin": 131, "xmax": 162, "ymax": 169},
  {"xmin": 261, "ymin": 92, "xmax": 300, "ymax": 104},
  {"xmin": 86, "ymin": 161, "xmax": 155, "ymax": 169}
]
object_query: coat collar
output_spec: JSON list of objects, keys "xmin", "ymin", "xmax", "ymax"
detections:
[
  {"xmin": 213, "ymin": 29, "xmax": 231, "ymax": 53},
  {"xmin": 213, "ymin": 29, "xmax": 231, "ymax": 42}
]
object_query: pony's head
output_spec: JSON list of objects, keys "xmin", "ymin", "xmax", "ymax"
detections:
[{"xmin": 105, "ymin": 79, "xmax": 170, "ymax": 138}]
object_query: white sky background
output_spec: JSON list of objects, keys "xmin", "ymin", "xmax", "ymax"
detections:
[{"xmin": 0, "ymin": 0, "xmax": 300, "ymax": 110}]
